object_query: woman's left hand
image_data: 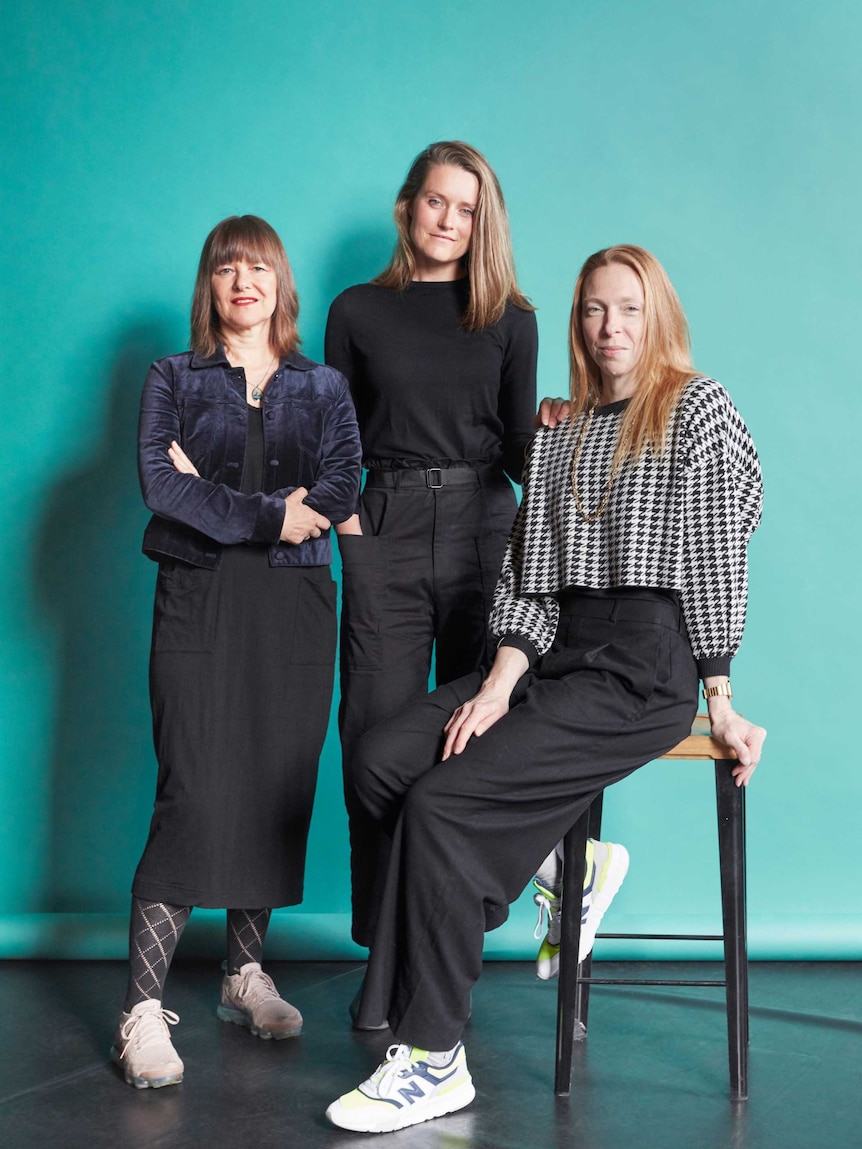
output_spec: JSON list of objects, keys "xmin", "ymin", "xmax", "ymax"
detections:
[
  {"xmin": 534, "ymin": 397, "xmax": 571, "ymax": 429},
  {"xmin": 707, "ymin": 705, "xmax": 767, "ymax": 787},
  {"xmin": 169, "ymin": 440, "xmax": 200, "ymax": 476}
]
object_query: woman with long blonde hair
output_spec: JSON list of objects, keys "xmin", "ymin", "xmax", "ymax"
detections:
[
  {"xmin": 326, "ymin": 245, "xmax": 765, "ymax": 1133},
  {"xmin": 325, "ymin": 142, "xmax": 533, "ymax": 962},
  {"xmin": 325, "ymin": 144, "xmax": 614, "ymax": 1020}
]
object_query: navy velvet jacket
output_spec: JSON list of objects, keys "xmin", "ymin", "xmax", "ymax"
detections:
[{"xmin": 139, "ymin": 348, "xmax": 362, "ymax": 568}]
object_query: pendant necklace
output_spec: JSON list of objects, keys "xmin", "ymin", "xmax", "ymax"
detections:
[{"xmin": 249, "ymin": 355, "xmax": 277, "ymax": 403}]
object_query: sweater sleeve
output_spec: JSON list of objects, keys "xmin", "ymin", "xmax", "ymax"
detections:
[
  {"xmin": 677, "ymin": 385, "xmax": 763, "ymax": 676},
  {"xmin": 498, "ymin": 305, "xmax": 539, "ymax": 483},
  {"xmin": 488, "ymin": 431, "xmax": 559, "ymax": 659},
  {"xmin": 324, "ymin": 292, "xmax": 357, "ymax": 385}
]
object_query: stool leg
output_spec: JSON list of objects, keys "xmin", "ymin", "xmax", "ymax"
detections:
[
  {"xmin": 715, "ymin": 760, "xmax": 749, "ymax": 1101},
  {"xmin": 574, "ymin": 793, "xmax": 606, "ymax": 1031},
  {"xmin": 555, "ymin": 810, "xmax": 590, "ymax": 1094}
]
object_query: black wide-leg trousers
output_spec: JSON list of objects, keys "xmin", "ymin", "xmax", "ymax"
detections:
[
  {"xmin": 354, "ymin": 590, "xmax": 699, "ymax": 1050},
  {"xmin": 338, "ymin": 468, "xmax": 517, "ymax": 948}
]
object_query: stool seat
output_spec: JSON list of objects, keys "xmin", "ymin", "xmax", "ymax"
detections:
[
  {"xmin": 660, "ymin": 713, "xmax": 736, "ymax": 760},
  {"xmin": 554, "ymin": 715, "xmax": 749, "ymax": 1100}
]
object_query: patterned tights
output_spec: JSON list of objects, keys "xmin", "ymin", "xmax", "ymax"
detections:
[
  {"xmin": 125, "ymin": 899, "xmax": 191, "ymax": 1011},
  {"xmin": 226, "ymin": 908, "xmax": 272, "ymax": 974},
  {"xmin": 124, "ymin": 900, "xmax": 272, "ymax": 1010}
]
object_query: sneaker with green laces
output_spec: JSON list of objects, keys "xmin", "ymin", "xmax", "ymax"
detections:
[
  {"xmin": 533, "ymin": 839, "xmax": 630, "ymax": 979},
  {"xmin": 326, "ymin": 1042, "xmax": 475, "ymax": 1133}
]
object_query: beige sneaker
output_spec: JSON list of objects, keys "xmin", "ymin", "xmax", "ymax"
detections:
[
  {"xmin": 110, "ymin": 999, "xmax": 184, "ymax": 1089},
  {"xmin": 217, "ymin": 962, "xmax": 302, "ymax": 1039}
]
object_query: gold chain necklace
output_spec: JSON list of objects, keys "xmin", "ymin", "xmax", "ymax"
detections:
[{"xmin": 570, "ymin": 407, "xmax": 631, "ymax": 523}]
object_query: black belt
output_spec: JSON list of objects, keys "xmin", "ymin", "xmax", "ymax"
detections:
[
  {"xmin": 558, "ymin": 590, "xmax": 683, "ymax": 631},
  {"xmin": 364, "ymin": 464, "xmax": 502, "ymax": 491}
]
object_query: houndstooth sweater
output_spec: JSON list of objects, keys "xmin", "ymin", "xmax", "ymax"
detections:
[{"xmin": 489, "ymin": 377, "xmax": 763, "ymax": 677}]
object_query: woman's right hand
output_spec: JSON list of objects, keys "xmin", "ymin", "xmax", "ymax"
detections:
[
  {"xmin": 441, "ymin": 645, "xmax": 529, "ymax": 759},
  {"xmin": 280, "ymin": 487, "xmax": 331, "ymax": 544}
]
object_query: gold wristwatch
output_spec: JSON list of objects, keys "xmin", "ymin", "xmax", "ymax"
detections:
[{"xmin": 702, "ymin": 681, "xmax": 733, "ymax": 700}]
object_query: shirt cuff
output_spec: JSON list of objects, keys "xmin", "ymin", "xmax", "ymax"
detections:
[
  {"xmin": 251, "ymin": 494, "xmax": 288, "ymax": 544},
  {"xmin": 696, "ymin": 654, "xmax": 732, "ymax": 679},
  {"xmin": 497, "ymin": 633, "xmax": 541, "ymax": 667}
]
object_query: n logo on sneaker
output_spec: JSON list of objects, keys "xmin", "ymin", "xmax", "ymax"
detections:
[
  {"xmin": 397, "ymin": 1080, "xmax": 427, "ymax": 1104},
  {"xmin": 396, "ymin": 1063, "xmax": 457, "ymax": 1106}
]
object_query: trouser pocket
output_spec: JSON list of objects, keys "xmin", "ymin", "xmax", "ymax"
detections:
[{"xmin": 338, "ymin": 535, "xmax": 387, "ymax": 671}]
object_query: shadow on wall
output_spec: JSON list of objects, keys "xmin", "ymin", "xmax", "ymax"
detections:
[
  {"xmin": 302, "ymin": 223, "xmax": 393, "ymax": 361},
  {"xmin": 29, "ymin": 220, "xmax": 393, "ymax": 920},
  {"xmin": 294, "ymin": 224, "xmax": 392, "ymax": 887},
  {"xmin": 34, "ymin": 319, "xmax": 178, "ymax": 912},
  {"xmin": 323, "ymin": 224, "xmax": 394, "ymax": 302}
]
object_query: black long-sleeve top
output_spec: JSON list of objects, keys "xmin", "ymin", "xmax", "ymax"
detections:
[{"xmin": 324, "ymin": 280, "xmax": 538, "ymax": 482}]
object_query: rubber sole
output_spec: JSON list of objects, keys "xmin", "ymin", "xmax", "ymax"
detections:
[
  {"xmin": 110, "ymin": 1045, "xmax": 183, "ymax": 1089},
  {"xmin": 326, "ymin": 1079, "xmax": 476, "ymax": 1132},
  {"xmin": 216, "ymin": 1004, "xmax": 302, "ymax": 1040}
]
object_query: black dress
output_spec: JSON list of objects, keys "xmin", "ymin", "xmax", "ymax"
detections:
[{"xmin": 132, "ymin": 405, "xmax": 337, "ymax": 909}]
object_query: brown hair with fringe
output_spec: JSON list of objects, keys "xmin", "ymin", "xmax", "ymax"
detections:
[
  {"xmin": 569, "ymin": 245, "xmax": 696, "ymax": 462},
  {"xmin": 190, "ymin": 215, "xmax": 300, "ymax": 358},
  {"xmin": 372, "ymin": 141, "xmax": 534, "ymax": 331}
]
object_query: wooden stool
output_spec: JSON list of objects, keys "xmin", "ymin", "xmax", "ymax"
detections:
[{"xmin": 554, "ymin": 714, "xmax": 749, "ymax": 1100}]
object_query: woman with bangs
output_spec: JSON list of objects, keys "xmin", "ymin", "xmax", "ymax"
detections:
[
  {"xmin": 325, "ymin": 245, "xmax": 765, "ymax": 1133},
  {"xmin": 111, "ymin": 215, "xmax": 361, "ymax": 1089},
  {"xmin": 326, "ymin": 143, "xmax": 619, "ymax": 1018}
]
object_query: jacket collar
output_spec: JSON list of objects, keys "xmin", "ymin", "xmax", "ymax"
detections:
[{"xmin": 189, "ymin": 346, "xmax": 315, "ymax": 373}]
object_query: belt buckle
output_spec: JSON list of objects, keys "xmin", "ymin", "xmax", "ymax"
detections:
[{"xmin": 425, "ymin": 467, "xmax": 443, "ymax": 489}]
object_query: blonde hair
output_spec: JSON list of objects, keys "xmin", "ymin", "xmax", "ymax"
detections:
[
  {"xmin": 569, "ymin": 245, "xmax": 695, "ymax": 461},
  {"xmin": 372, "ymin": 141, "xmax": 534, "ymax": 331},
  {"xmin": 191, "ymin": 215, "xmax": 300, "ymax": 358}
]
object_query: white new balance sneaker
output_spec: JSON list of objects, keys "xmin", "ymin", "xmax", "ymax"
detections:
[{"xmin": 326, "ymin": 1042, "xmax": 475, "ymax": 1133}]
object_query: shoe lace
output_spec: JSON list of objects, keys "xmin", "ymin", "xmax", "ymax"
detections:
[
  {"xmin": 119, "ymin": 1007, "xmax": 180, "ymax": 1058},
  {"xmin": 237, "ymin": 967, "xmax": 280, "ymax": 1006},
  {"xmin": 366, "ymin": 1044, "xmax": 419, "ymax": 1099},
  {"xmin": 533, "ymin": 885, "xmax": 562, "ymax": 940}
]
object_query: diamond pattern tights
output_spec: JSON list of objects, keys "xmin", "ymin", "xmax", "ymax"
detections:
[{"xmin": 124, "ymin": 900, "xmax": 273, "ymax": 1010}]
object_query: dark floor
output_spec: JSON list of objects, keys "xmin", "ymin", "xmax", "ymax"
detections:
[{"xmin": 0, "ymin": 959, "xmax": 859, "ymax": 1149}]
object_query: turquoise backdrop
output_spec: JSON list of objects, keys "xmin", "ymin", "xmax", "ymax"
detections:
[{"xmin": 1, "ymin": 0, "xmax": 859, "ymax": 960}]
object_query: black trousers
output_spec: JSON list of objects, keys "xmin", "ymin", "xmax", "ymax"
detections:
[
  {"xmin": 337, "ymin": 467, "xmax": 517, "ymax": 947},
  {"xmin": 354, "ymin": 590, "xmax": 699, "ymax": 1050}
]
